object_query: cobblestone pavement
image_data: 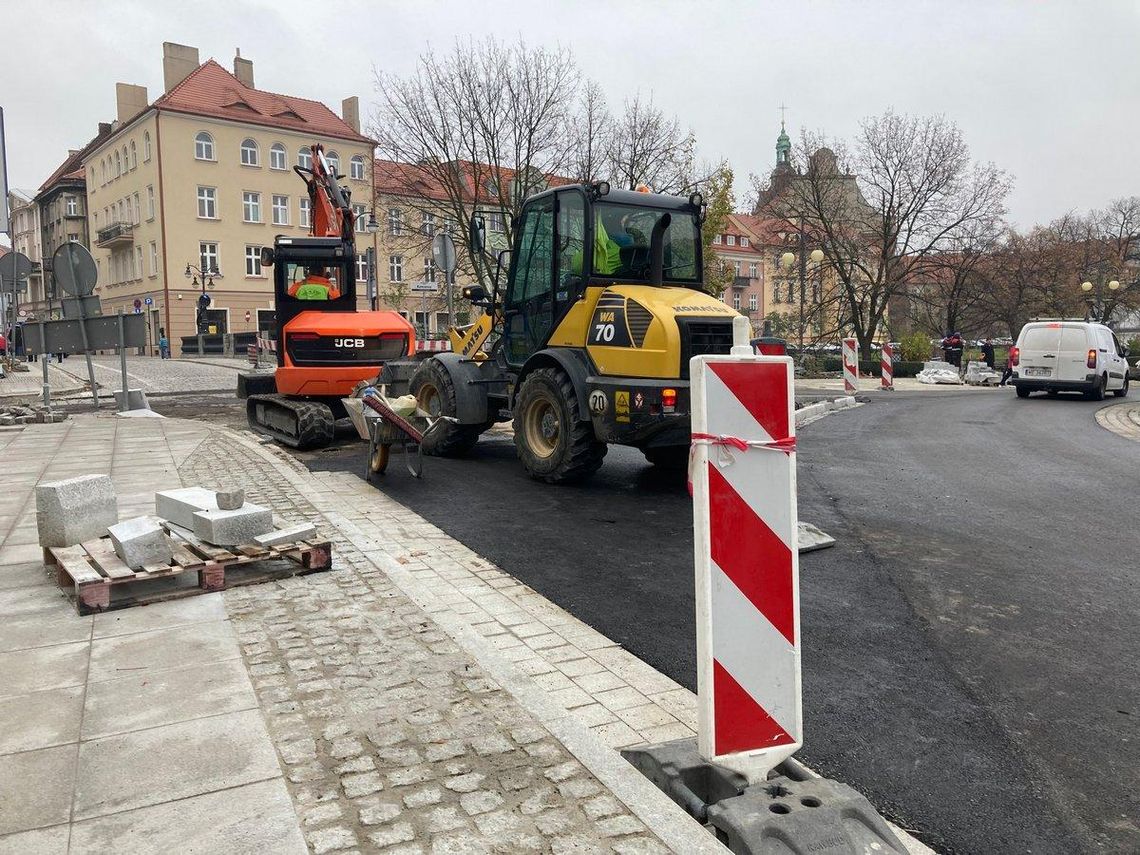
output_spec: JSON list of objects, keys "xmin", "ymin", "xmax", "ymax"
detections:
[
  {"xmin": 1095, "ymin": 400, "xmax": 1140, "ymax": 441},
  {"xmin": 181, "ymin": 431, "xmax": 701, "ymax": 854},
  {"xmin": 54, "ymin": 354, "xmax": 244, "ymax": 396}
]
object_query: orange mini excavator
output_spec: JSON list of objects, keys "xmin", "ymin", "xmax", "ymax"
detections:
[{"xmin": 238, "ymin": 143, "xmax": 414, "ymax": 448}]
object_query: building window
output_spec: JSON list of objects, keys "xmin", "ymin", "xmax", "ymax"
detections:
[
  {"xmin": 133, "ymin": 192, "xmax": 141, "ymax": 224},
  {"xmin": 101, "ymin": 161, "xmax": 106, "ymax": 184},
  {"xmin": 443, "ymin": 216, "xmax": 456, "ymax": 234},
  {"xmin": 326, "ymin": 151, "xmax": 340, "ymax": 175},
  {"xmin": 353, "ymin": 204, "xmax": 366, "ymax": 233},
  {"xmin": 389, "ymin": 255, "xmax": 403, "ymax": 282},
  {"xmin": 269, "ymin": 143, "xmax": 286, "ymax": 170},
  {"xmin": 114, "ymin": 151, "xmax": 121, "ymax": 177},
  {"xmin": 240, "ymin": 138, "xmax": 260, "ymax": 167},
  {"xmin": 299, "ymin": 197, "xmax": 310, "ymax": 228},
  {"xmin": 150, "ymin": 241, "xmax": 158, "ymax": 275},
  {"xmin": 388, "ymin": 207, "xmax": 403, "ymax": 235},
  {"xmin": 130, "ymin": 140, "xmax": 137, "ymax": 170},
  {"xmin": 199, "ymin": 241, "xmax": 219, "ymax": 274},
  {"xmin": 749, "ymin": 293, "xmax": 758, "ymax": 312},
  {"xmin": 298, "ymin": 147, "xmax": 312, "ymax": 170},
  {"xmin": 197, "ymin": 186, "xmax": 217, "ymax": 219},
  {"xmin": 242, "ymin": 191, "xmax": 262, "ymax": 223},
  {"xmin": 350, "ymin": 155, "xmax": 365, "ymax": 180},
  {"xmin": 124, "ymin": 198, "xmax": 132, "ymax": 224},
  {"xmin": 194, "ymin": 132, "xmax": 215, "ymax": 161},
  {"xmin": 421, "ymin": 213, "xmax": 436, "ymax": 236},
  {"xmin": 67, "ymin": 233, "xmax": 79, "ymax": 243},
  {"xmin": 143, "ymin": 131, "xmax": 151, "ymax": 162},
  {"xmin": 414, "ymin": 312, "xmax": 430, "ymax": 335},
  {"xmin": 487, "ymin": 212, "xmax": 504, "ymax": 233},
  {"xmin": 748, "ymin": 262, "xmax": 757, "ymax": 278},
  {"xmin": 733, "ymin": 260, "xmax": 741, "ymax": 276},
  {"xmin": 713, "ymin": 234, "xmax": 722, "ymax": 245},
  {"xmin": 272, "ymin": 195, "xmax": 289, "ymax": 226},
  {"xmin": 135, "ymin": 246, "xmax": 143, "ymax": 279},
  {"xmin": 65, "ymin": 196, "xmax": 78, "ymax": 216},
  {"xmin": 423, "ymin": 257, "xmax": 436, "ymax": 282},
  {"xmin": 741, "ymin": 237, "xmax": 750, "ymax": 248},
  {"xmin": 147, "ymin": 186, "xmax": 155, "ymax": 220},
  {"xmin": 356, "ymin": 253, "xmax": 368, "ymax": 282},
  {"xmin": 245, "ymin": 245, "xmax": 263, "ymax": 276},
  {"xmin": 726, "ymin": 234, "xmax": 736, "ymax": 246},
  {"xmin": 732, "ymin": 292, "xmax": 741, "ymax": 310}
]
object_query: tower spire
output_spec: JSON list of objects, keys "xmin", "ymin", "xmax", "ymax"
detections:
[{"xmin": 776, "ymin": 106, "xmax": 791, "ymax": 166}]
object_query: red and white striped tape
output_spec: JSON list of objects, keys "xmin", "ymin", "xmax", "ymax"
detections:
[
  {"xmin": 256, "ymin": 336, "xmax": 277, "ymax": 354},
  {"xmin": 880, "ymin": 343, "xmax": 894, "ymax": 390},
  {"xmin": 842, "ymin": 337, "xmax": 858, "ymax": 395},
  {"xmin": 415, "ymin": 339, "xmax": 452, "ymax": 353},
  {"xmin": 691, "ymin": 353, "xmax": 801, "ymax": 782}
]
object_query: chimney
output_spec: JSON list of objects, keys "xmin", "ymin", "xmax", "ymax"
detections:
[
  {"xmin": 98, "ymin": 122, "xmax": 112, "ymax": 136},
  {"xmin": 341, "ymin": 96, "xmax": 360, "ymax": 133},
  {"xmin": 162, "ymin": 42, "xmax": 200, "ymax": 93},
  {"xmin": 115, "ymin": 83, "xmax": 149, "ymax": 123},
  {"xmin": 233, "ymin": 48, "xmax": 254, "ymax": 88}
]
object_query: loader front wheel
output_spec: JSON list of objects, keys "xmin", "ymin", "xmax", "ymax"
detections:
[
  {"xmin": 410, "ymin": 359, "xmax": 484, "ymax": 456},
  {"xmin": 514, "ymin": 367, "xmax": 606, "ymax": 484}
]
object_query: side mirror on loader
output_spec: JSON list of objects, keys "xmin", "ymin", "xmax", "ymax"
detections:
[
  {"xmin": 469, "ymin": 215, "xmax": 486, "ymax": 256},
  {"xmin": 461, "ymin": 285, "xmax": 489, "ymax": 304}
]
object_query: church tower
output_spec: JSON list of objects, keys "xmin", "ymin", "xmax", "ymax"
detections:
[{"xmin": 776, "ymin": 119, "xmax": 791, "ymax": 166}]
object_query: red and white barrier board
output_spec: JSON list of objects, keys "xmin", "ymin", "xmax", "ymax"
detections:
[
  {"xmin": 416, "ymin": 339, "xmax": 452, "ymax": 353},
  {"xmin": 691, "ymin": 350, "xmax": 801, "ymax": 783},
  {"xmin": 881, "ymin": 343, "xmax": 894, "ymax": 390},
  {"xmin": 842, "ymin": 337, "xmax": 858, "ymax": 395}
]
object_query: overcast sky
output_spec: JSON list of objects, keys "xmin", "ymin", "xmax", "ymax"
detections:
[{"xmin": 2, "ymin": 0, "xmax": 1137, "ymax": 230}]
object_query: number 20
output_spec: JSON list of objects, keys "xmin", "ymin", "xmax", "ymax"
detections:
[{"xmin": 594, "ymin": 323, "xmax": 615, "ymax": 343}]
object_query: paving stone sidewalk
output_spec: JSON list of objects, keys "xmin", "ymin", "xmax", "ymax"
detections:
[{"xmin": 1095, "ymin": 400, "xmax": 1140, "ymax": 442}]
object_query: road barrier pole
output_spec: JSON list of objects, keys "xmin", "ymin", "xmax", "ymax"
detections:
[
  {"xmin": 690, "ymin": 316, "xmax": 801, "ymax": 783},
  {"xmin": 880, "ymin": 342, "xmax": 894, "ymax": 391},
  {"xmin": 842, "ymin": 337, "xmax": 858, "ymax": 395}
]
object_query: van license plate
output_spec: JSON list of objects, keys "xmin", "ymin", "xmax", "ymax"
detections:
[{"xmin": 1024, "ymin": 367, "xmax": 1051, "ymax": 377}]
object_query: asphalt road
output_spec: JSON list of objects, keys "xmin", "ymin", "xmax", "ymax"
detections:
[{"xmin": 298, "ymin": 388, "xmax": 1138, "ymax": 854}]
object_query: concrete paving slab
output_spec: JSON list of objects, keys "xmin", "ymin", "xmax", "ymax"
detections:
[
  {"xmin": 0, "ymin": 612, "xmax": 92, "ymax": 653},
  {"xmin": 0, "ymin": 584, "xmax": 72, "ymax": 618},
  {"xmin": 0, "ymin": 823, "xmax": 69, "ymax": 855},
  {"xmin": 0, "ymin": 685, "xmax": 84, "ymax": 755},
  {"xmin": 69, "ymin": 778, "xmax": 306, "ymax": 854},
  {"xmin": 0, "ymin": 744, "xmax": 77, "ymax": 835},
  {"xmin": 88, "ymin": 620, "xmax": 238, "ymax": 682},
  {"xmin": 0, "ymin": 641, "xmax": 89, "ymax": 699},
  {"xmin": 91, "ymin": 592, "xmax": 225, "ymax": 639},
  {"xmin": 0, "ymin": 543, "xmax": 47, "ymax": 566},
  {"xmin": 73, "ymin": 709, "xmax": 283, "ymax": 821},
  {"xmin": 0, "ymin": 562, "xmax": 50, "ymax": 591},
  {"xmin": 83, "ymin": 659, "xmax": 257, "ymax": 740}
]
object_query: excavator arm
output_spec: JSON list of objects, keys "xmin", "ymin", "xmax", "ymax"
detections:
[{"xmin": 294, "ymin": 143, "xmax": 355, "ymax": 252}]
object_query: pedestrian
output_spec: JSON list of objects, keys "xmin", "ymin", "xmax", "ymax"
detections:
[
  {"xmin": 981, "ymin": 338, "xmax": 995, "ymax": 369},
  {"xmin": 940, "ymin": 331, "xmax": 963, "ymax": 368},
  {"xmin": 158, "ymin": 327, "xmax": 170, "ymax": 360}
]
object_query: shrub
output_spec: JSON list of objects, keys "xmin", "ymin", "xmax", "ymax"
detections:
[{"xmin": 899, "ymin": 332, "xmax": 931, "ymax": 363}]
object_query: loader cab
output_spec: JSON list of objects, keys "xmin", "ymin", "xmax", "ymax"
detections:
[{"xmin": 480, "ymin": 185, "xmax": 705, "ymax": 367}]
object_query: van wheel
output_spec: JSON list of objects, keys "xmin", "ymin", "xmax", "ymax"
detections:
[
  {"xmin": 1015, "ymin": 386, "xmax": 1031, "ymax": 398},
  {"xmin": 1086, "ymin": 375, "xmax": 1106, "ymax": 401},
  {"xmin": 514, "ymin": 367, "xmax": 606, "ymax": 484},
  {"xmin": 1113, "ymin": 375, "xmax": 1129, "ymax": 398}
]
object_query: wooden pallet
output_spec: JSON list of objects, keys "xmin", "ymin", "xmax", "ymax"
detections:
[{"xmin": 44, "ymin": 523, "xmax": 332, "ymax": 615}]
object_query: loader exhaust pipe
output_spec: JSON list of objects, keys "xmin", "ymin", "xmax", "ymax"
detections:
[{"xmin": 648, "ymin": 213, "xmax": 671, "ymax": 285}]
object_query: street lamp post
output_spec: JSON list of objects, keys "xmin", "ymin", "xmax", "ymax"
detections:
[
  {"xmin": 1080, "ymin": 278, "xmax": 1120, "ymax": 323},
  {"xmin": 780, "ymin": 226, "xmax": 825, "ymax": 358},
  {"xmin": 184, "ymin": 262, "xmax": 219, "ymax": 334},
  {"xmin": 365, "ymin": 212, "xmax": 380, "ymax": 311}
]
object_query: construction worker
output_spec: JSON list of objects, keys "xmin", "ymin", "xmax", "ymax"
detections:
[{"xmin": 288, "ymin": 265, "xmax": 342, "ymax": 301}]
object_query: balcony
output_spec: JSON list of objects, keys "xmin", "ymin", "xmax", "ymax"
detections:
[
  {"xmin": 96, "ymin": 221, "xmax": 134, "ymax": 248},
  {"xmin": 732, "ymin": 276, "xmax": 752, "ymax": 289}
]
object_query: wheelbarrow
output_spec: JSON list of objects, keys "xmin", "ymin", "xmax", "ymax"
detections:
[{"xmin": 358, "ymin": 391, "xmax": 455, "ymax": 480}]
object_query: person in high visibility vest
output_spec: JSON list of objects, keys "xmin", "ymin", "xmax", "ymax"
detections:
[{"xmin": 288, "ymin": 265, "xmax": 342, "ymax": 300}]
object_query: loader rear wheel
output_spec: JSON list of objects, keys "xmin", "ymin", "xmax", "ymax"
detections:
[
  {"xmin": 410, "ymin": 359, "xmax": 484, "ymax": 456},
  {"xmin": 514, "ymin": 367, "xmax": 606, "ymax": 484}
]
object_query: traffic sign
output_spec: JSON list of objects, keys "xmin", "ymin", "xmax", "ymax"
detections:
[
  {"xmin": 52, "ymin": 243, "xmax": 98, "ymax": 296},
  {"xmin": 17, "ymin": 308, "xmax": 27, "ymax": 318},
  {"xmin": 432, "ymin": 233, "xmax": 458, "ymax": 277},
  {"xmin": 133, "ymin": 307, "xmax": 142, "ymax": 314},
  {"xmin": 410, "ymin": 281, "xmax": 438, "ymax": 293},
  {"xmin": 133, "ymin": 298, "xmax": 142, "ymax": 310},
  {"xmin": 144, "ymin": 296, "xmax": 153, "ymax": 306},
  {"xmin": 1, "ymin": 251, "xmax": 32, "ymax": 289}
]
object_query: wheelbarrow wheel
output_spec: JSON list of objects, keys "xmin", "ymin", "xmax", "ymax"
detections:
[{"xmin": 366, "ymin": 434, "xmax": 390, "ymax": 481}]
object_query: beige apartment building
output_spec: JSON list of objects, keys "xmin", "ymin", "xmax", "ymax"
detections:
[{"xmin": 83, "ymin": 42, "xmax": 373, "ymax": 354}]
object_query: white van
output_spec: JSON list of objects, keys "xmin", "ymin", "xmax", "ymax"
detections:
[{"xmin": 1011, "ymin": 321, "xmax": 1130, "ymax": 399}]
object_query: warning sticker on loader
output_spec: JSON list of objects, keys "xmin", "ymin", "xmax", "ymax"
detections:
[{"xmin": 615, "ymin": 390, "xmax": 630, "ymax": 423}]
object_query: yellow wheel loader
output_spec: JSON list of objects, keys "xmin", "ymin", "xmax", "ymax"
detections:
[{"xmin": 381, "ymin": 183, "xmax": 745, "ymax": 484}]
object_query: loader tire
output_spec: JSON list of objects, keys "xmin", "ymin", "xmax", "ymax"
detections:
[
  {"xmin": 514, "ymin": 367, "xmax": 606, "ymax": 484},
  {"xmin": 410, "ymin": 359, "xmax": 484, "ymax": 457}
]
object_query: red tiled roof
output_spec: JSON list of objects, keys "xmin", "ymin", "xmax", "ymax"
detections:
[
  {"xmin": 154, "ymin": 60, "xmax": 370, "ymax": 144},
  {"xmin": 730, "ymin": 213, "xmax": 800, "ymax": 247},
  {"xmin": 374, "ymin": 158, "xmax": 575, "ymax": 205},
  {"xmin": 37, "ymin": 151, "xmax": 87, "ymax": 194}
]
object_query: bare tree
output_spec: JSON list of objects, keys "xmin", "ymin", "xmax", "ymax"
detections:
[
  {"xmin": 762, "ymin": 112, "xmax": 1011, "ymax": 358},
  {"xmin": 373, "ymin": 37, "xmax": 578, "ymax": 289},
  {"xmin": 606, "ymin": 92, "xmax": 696, "ymax": 194},
  {"xmin": 569, "ymin": 80, "xmax": 611, "ymax": 183}
]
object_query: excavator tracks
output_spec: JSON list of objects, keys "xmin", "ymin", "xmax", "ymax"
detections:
[{"xmin": 247, "ymin": 394, "xmax": 335, "ymax": 450}]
